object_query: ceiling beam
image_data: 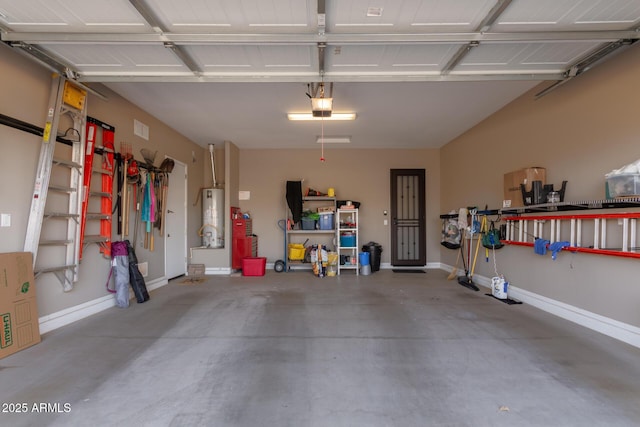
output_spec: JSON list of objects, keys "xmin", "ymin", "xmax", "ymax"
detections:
[
  {"xmin": 477, "ymin": 0, "xmax": 513, "ymax": 33},
  {"xmin": 6, "ymin": 42, "xmax": 108, "ymax": 99},
  {"xmin": 76, "ymin": 72, "xmax": 562, "ymax": 84},
  {"xmin": 441, "ymin": 41, "xmax": 479, "ymax": 74},
  {"xmin": 3, "ymin": 30, "xmax": 638, "ymax": 45},
  {"xmin": 317, "ymin": 0, "xmax": 327, "ymax": 76},
  {"xmin": 128, "ymin": 0, "xmax": 164, "ymax": 32},
  {"xmin": 128, "ymin": 0, "xmax": 202, "ymax": 74},
  {"xmin": 442, "ymin": 0, "xmax": 512, "ymax": 74},
  {"xmin": 535, "ymin": 38, "xmax": 636, "ymax": 99}
]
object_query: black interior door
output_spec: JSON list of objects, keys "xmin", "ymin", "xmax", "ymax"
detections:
[{"xmin": 390, "ymin": 169, "xmax": 426, "ymax": 266}]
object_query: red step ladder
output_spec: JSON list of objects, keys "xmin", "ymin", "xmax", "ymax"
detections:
[{"xmin": 79, "ymin": 118, "xmax": 114, "ymax": 259}]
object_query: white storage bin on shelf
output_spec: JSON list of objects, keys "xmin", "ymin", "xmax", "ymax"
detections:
[{"xmin": 607, "ymin": 173, "xmax": 640, "ymax": 198}]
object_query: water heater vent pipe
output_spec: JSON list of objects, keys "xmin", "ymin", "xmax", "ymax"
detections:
[{"xmin": 209, "ymin": 143, "xmax": 217, "ymax": 188}]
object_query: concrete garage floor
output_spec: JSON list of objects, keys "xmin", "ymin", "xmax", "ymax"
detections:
[{"xmin": 2, "ymin": 270, "xmax": 640, "ymax": 427}]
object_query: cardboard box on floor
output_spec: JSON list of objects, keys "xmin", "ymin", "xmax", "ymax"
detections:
[
  {"xmin": 503, "ymin": 167, "xmax": 546, "ymax": 207},
  {"xmin": 0, "ymin": 252, "xmax": 41, "ymax": 359}
]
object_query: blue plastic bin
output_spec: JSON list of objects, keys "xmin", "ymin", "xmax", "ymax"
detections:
[
  {"xmin": 359, "ymin": 252, "xmax": 370, "ymax": 266},
  {"xmin": 318, "ymin": 212, "xmax": 334, "ymax": 230},
  {"xmin": 340, "ymin": 233, "xmax": 356, "ymax": 247}
]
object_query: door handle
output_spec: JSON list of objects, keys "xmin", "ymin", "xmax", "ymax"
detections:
[{"xmin": 167, "ymin": 209, "xmax": 174, "ymax": 214}]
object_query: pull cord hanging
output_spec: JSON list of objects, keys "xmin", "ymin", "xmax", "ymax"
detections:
[{"xmin": 320, "ymin": 113, "xmax": 325, "ymax": 162}]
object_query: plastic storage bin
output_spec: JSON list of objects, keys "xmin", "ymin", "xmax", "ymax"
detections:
[
  {"xmin": 340, "ymin": 233, "xmax": 356, "ymax": 247},
  {"xmin": 288, "ymin": 243, "xmax": 306, "ymax": 260},
  {"xmin": 301, "ymin": 218, "xmax": 316, "ymax": 230},
  {"xmin": 242, "ymin": 257, "xmax": 266, "ymax": 276},
  {"xmin": 606, "ymin": 173, "xmax": 640, "ymax": 198},
  {"xmin": 318, "ymin": 212, "xmax": 334, "ymax": 230}
]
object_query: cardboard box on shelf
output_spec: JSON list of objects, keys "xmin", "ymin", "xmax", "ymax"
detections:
[
  {"xmin": 317, "ymin": 206, "xmax": 335, "ymax": 213},
  {"xmin": 0, "ymin": 252, "xmax": 41, "ymax": 359},
  {"xmin": 503, "ymin": 167, "xmax": 546, "ymax": 207}
]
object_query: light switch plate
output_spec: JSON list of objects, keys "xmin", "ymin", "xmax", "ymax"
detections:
[{"xmin": 1, "ymin": 213, "xmax": 11, "ymax": 227}]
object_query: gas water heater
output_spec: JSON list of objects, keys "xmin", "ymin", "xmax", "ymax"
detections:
[
  {"xmin": 201, "ymin": 144, "xmax": 224, "ymax": 248},
  {"xmin": 202, "ymin": 188, "xmax": 224, "ymax": 248}
]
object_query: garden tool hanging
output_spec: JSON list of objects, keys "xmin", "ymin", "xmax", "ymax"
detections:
[
  {"xmin": 157, "ymin": 158, "xmax": 175, "ymax": 236},
  {"xmin": 141, "ymin": 171, "xmax": 157, "ymax": 251}
]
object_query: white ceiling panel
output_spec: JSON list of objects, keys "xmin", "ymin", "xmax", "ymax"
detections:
[
  {"xmin": 188, "ymin": 45, "xmax": 316, "ymax": 74},
  {"xmin": 325, "ymin": 44, "xmax": 460, "ymax": 74},
  {"xmin": 390, "ymin": 44, "xmax": 461, "ymax": 69},
  {"xmin": 328, "ymin": 45, "xmax": 386, "ymax": 69},
  {"xmin": 258, "ymin": 45, "xmax": 314, "ymax": 68},
  {"xmin": 459, "ymin": 41, "xmax": 604, "ymax": 73},
  {"xmin": 0, "ymin": 0, "xmax": 148, "ymax": 32},
  {"xmin": 519, "ymin": 42, "xmax": 605, "ymax": 66},
  {"xmin": 190, "ymin": 45, "xmax": 256, "ymax": 68},
  {"xmin": 41, "ymin": 44, "xmax": 188, "ymax": 74},
  {"xmin": 496, "ymin": 0, "xmax": 640, "ymax": 31},
  {"xmin": 575, "ymin": 0, "xmax": 640, "ymax": 26},
  {"xmin": 408, "ymin": 0, "xmax": 496, "ymax": 29},
  {"xmin": 151, "ymin": 0, "xmax": 316, "ymax": 33},
  {"xmin": 328, "ymin": 0, "xmax": 496, "ymax": 32}
]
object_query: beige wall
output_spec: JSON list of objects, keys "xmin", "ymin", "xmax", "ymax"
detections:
[
  {"xmin": 0, "ymin": 43, "xmax": 204, "ymax": 317},
  {"xmin": 440, "ymin": 42, "xmax": 640, "ymax": 327},
  {"xmin": 238, "ymin": 148, "xmax": 441, "ymax": 266}
]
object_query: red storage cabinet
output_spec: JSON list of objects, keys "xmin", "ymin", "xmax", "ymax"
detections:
[
  {"xmin": 231, "ymin": 207, "xmax": 258, "ymax": 270},
  {"xmin": 232, "ymin": 235, "xmax": 258, "ymax": 269}
]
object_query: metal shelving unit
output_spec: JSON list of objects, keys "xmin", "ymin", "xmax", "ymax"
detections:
[{"xmin": 284, "ymin": 196, "xmax": 336, "ymax": 271}]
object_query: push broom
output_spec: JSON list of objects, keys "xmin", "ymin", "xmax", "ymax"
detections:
[
  {"xmin": 457, "ymin": 209, "xmax": 480, "ymax": 291},
  {"xmin": 447, "ymin": 246, "xmax": 461, "ymax": 280}
]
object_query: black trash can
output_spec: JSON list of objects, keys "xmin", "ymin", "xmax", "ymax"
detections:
[{"xmin": 361, "ymin": 242, "xmax": 383, "ymax": 272}]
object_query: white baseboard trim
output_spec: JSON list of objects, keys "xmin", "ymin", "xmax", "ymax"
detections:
[
  {"xmin": 508, "ymin": 286, "xmax": 640, "ymax": 349},
  {"xmin": 439, "ymin": 264, "xmax": 640, "ymax": 349},
  {"xmin": 145, "ymin": 276, "xmax": 169, "ymax": 292},
  {"xmin": 205, "ymin": 267, "xmax": 233, "ymax": 275},
  {"xmin": 38, "ymin": 276, "xmax": 168, "ymax": 334}
]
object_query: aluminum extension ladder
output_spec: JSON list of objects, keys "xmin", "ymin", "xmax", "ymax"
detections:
[{"xmin": 24, "ymin": 75, "xmax": 87, "ymax": 291}]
